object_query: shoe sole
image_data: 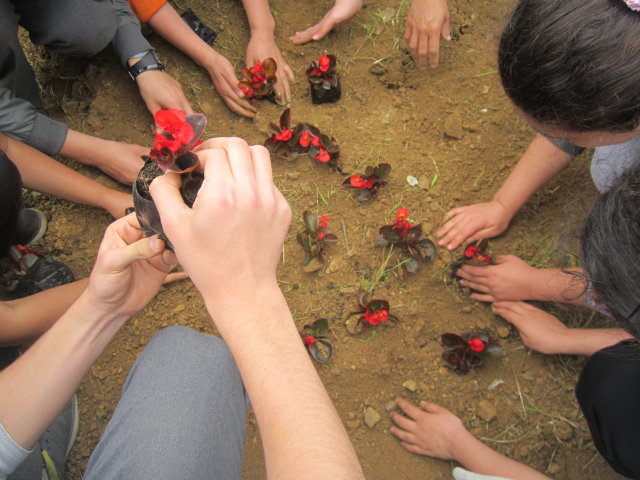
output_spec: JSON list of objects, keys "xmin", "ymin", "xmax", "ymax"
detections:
[
  {"xmin": 24, "ymin": 209, "xmax": 48, "ymax": 246},
  {"xmin": 66, "ymin": 394, "xmax": 80, "ymax": 458}
]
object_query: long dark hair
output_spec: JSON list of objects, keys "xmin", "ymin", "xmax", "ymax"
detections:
[
  {"xmin": 498, "ymin": 0, "xmax": 640, "ymax": 133},
  {"xmin": 581, "ymin": 160, "xmax": 640, "ymax": 338}
]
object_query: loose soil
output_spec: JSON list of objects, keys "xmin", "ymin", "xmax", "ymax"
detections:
[{"xmin": 15, "ymin": 0, "xmax": 625, "ymax": 478}]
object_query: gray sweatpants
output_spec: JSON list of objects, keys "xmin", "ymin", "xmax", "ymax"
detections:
[
  {"xmin": 82, "ymin": 326, "xmax": 250, "ymax": 479},
  {"xmin": 591, "ymin": 136, "xmax": 640, "ymax": 193}
]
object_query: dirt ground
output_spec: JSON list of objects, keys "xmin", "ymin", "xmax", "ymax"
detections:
[{"xmin": 15, "ymin": 0, "xmax": 627, "ymax": 478}]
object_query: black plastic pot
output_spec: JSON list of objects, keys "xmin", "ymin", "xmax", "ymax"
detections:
[{"xmin": 311, "ymin": 77, "xmax": 342, "ymax": 105}]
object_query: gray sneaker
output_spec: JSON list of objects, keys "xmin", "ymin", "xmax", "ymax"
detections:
[
  {"xmin": 13, "ymin": 209, "xmax": 48, "ymax": 247},
  {"xmin": 40, "ymin": 394, "xmax": 80, "ymax": 480}
]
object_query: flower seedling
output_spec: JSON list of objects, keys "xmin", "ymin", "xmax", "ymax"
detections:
[
  {"xmin": 463, "ymin": 239, "xmax": 490, "ymax": 266},
  {"xmin": 133, "ymin": 109, "xmax": 207, "ymax": 251},
  {"xmin": 341, "ymin": 163, "xmax": 391, "ymax": 201},
  {"xmin": 300, "ymin": 317, "xmax": 333, "ymax": 363},
  {"xmin": 441, "ymin": 333, "xmax": 504, "ymax": 373},
  {"xmin": 375, "ymin": 208, "xmax": 436, "ymax": 273},
  {"xmin": 297, "ymin": 211, "xmax": 339, "ymax": 266},
  {"xmin": 238, "ymin": 58, "xmax": 277, "ymax": 100},
  {"xmin": 305, "ymin": 54, "xmax": 341, "ymax": 104},
  {"xmin": 345, "ymin": 293, "xmax": 399, "ymax": 335},
  {"xmin": 264, "ymin": 109, "xmax": 341, "ymax": 167}
]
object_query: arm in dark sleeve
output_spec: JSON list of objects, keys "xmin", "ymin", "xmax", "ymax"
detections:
[
  {"xmin": 543, "ymin": 135, "xmax": 586, "ymax": 157},
  {"xmin": 0, "ymin": 89, "xmax": 67, "ymax": 157},
  {"xmin": 111, "ymin": 0, "xmax": 154, "ymax": 64}
]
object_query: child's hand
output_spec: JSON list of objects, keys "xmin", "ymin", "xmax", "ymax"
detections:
[
  {"xmin": 437, "ymin": 199, "xmax": 512, "ymax": 250},
  {"xmin": 205, "ymin": 51, "xmax": 257, "ymax": 118},
  {"xmin": 246, "ymin": 35, "xmax": 295, "ymax": 103},
  {"xmin": 390, "ymin": 398, "xmax": 469, "ymax": 459},
  {"xmin": 492, "ymin": 301, "xmax": 573, "ymax": 354},
  {"xmin": 405, "ymin": 0, "xmax": 451, "ymax": 69},
  {"xmin": 457, "ymin": 255, "xmax": 538, "ymax": 302},
  {"xmin": 289, "ymin": 0, "xmax": 362, "ymax": 44}
]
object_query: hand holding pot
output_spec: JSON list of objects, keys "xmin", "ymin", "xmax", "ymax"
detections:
[{"xmin": 150, "ymin": 138, "xmax": 292, "ymax": 310}]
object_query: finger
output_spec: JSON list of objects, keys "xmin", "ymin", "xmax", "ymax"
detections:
[
  {"xmin": 402, "ymin": 441, "xmax": 427, "ymax": 455},
  {"xmin": 440, "ymin": 218, "xmax": 473, "ymax": 249},
  {"xmin": 310, "ymin": 17, "xmax": 337, "ymax": 41},
  {"xmin": 389, "ymin": 411, "xmax": 417, "ymax": 432},
  {"xmin": 443, "ymin": 206, "xmax": 469, "ymax": 221},
  {"xmin": 211, "ymin": 138, "xmax": 254, "ymax": 186},
  {"xmin": 396, "ymin": 397, "xmax": 425, "ymax": 420},
  {"xmin": 249, "ymin": 145, "xmax": 275, "ymax": 194},
  {"xmin": 408, "ymin": 28, "xmax": 420, "ymax": 65},
  {"xmin": 162, "ymin": 270, "xmax": 189, "ymax": 284},
  {"xmin": 418, "ymin": 32, "xmax": 429, "ymax": 69},
  {"xmin": 442, "ymin": 13, "xmax": 451, "ymax": 41},
  {"xmin": 436, "ymin": 215, "xmax": 463, "ymax": 241},
  {"xmin": 421, "ymin": 402, "xmax": 447, "ymax": 414},
  {"xmin": 284, "ymin": 63, "xmax": 295, "ymax": 81},
  {"xmin": 446, "ymin": 220, "xmax": 480, "ymax": 250},
  {"xmin": 404, "ymin": 22, "xmax": 412, "ymax": 43},
  {"xmin": 180, "ymin": 96, "xmax": 194, "ymax": 115},
  {"xmin": 458, "ymin": 279, "xmax": 490, "ymax": 294},
  {"xmin": 289, "ymin": 24, "xmax": 322, "ymax": 44},
  {"xmin": 459, "ymin": 264, "xmax": 489, "ymax": 278},
  {"xmin": 280, "ymin": 71, "xmax": 292, "ymax": 101},
  {"xmin": 471, "ymin": 293, "xmax": 497, "ymax": 303},
  {"xmin": 390, "ymin": 426, "xmax": 417, "ymax": 444},
  {"xmin": 149, "ymin": 172, "xmax": 191, "ymax": 239},
  {"xmin": 429, "ymin": 31, "xmax": 440, "ymax": 68},
  {"xmin": 102, "ymin": 234, "xmax": 166, "ymax": 273}
]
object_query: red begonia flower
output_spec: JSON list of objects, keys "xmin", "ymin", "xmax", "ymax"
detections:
[
  {"xmin": 319, "ymin": 55, "xmax": 330, "ymax": 72},
  {"xmin": 253, "ymin": 72, "xmax": 266, "ymax": 84},
  {"xmin": 365, "ymin": 309, "xmax": 388, "ymax": 325},
  {"xmin": 316, "ymin": 148, "xmax": 330, "ymax": 163},
  {"xmin": 317, "ymin": 231, "xmax": 326, "ymax": 239},
  {"xmin": 241, "ymin": 87, "xmax": 253, "ymax": 98},
  {"xmin": 275, "ymin": 129, "xmax": 292, "ymax": 141},
  {"xmin": 465, "ymin": 246, "xmax": 478, "ymax": 258},
  {"xmin": 396, "ymin": 208, "xmax": 409, "ymax": 219},
  {"xmin": 350, "ymin": 175, "xmax": 372, "ymax": 189},
  {"xmin": 468, "ymin": 338, "xmax": 485, "ymax": 352},
  {"xmin": 154, "ymin": 132, "xmax": 181, "ymax": 153},
  {"xmin": 250, "ymin": 61, "xmax": 262, "ymax": 74},
  {"xmin": 155, "ymin": 109, "xmax": 186, "ymax": 132},
  {"xmin": 480, "ymin": 255, "xmax": 490, "ymax": 263},
  {"xmin": 320, "ymin": 215, "xmax": 330, "ymax": 229},
  {"xmin": 304, "ymin": 336, "xmax": 315, "ymax": 348},
  {"xmin": 300, "ymin": 131, "xmax": 310, "ymax": 147},
  {"xmin": 311, "ymin": 136, "xmax": 320, "ymax": 146}
]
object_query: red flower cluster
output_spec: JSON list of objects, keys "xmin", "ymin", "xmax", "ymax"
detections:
[
  {"xmin": 392, "ymin": 208, "xmax": 412, "ymax": 232},
  {"xmin": 300, "ymin": 131, "xmax": 320, "ymax": 148},
  {"xmin": 304, "ymin": 336, "xmax": 315, "ymax": 348},
  {"xmin": 275, "ymin": 129, "xmax": 292, "ymax": 141},
  {"xmin": 365, "ymin": 309, "xmax": 388, "ymax": 325},
  {"xmin": 318, "ymin": 55, "xmax": 330, "ymax": 72},
  {"xmin": 465, "ymin": 246, "xmax": 490, "ymax": 264},
  {"xmin": 468, "ymin": 338, "xmax": 485, "ymax": 352},
  {"xmin": 319, "ymin": 215, "xmax": 330, "ymax": 229},
  {"xmin": 350, "ymin": 175, "xmax": 372, "ymax": 189},
  {"xmin": 251, "ymin": 61, "xmax": 266, "ymax": 83},
  {"xmin": 315, "ymin": 147, "xmax": 330, "ymax": 163},
  {"xmin": 153, "ymin": 109, "xmax": 194, "ymax": 153}
]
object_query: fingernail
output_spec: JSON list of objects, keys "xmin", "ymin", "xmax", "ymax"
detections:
[
  {"xmin": 312, "ymin": 34, "xmax": 319, "ymax": 40},
  {"xmin": 436, "ymin": 231, "xmax": 442, "ymax": 236},
  {"xmin": 149, "ymin": 235, "xmax": 160, "ymax": 251},
  {"xmin": 448, "ymin": 244, "xmax": 454, "ymax": 250},
  {"xmin": 459, "ymin": 280, "xmax": 465, "ymax": 285},
  {"xmin": 237, "ymin": 90, "xmax": 244, "ymax": 97},
  {"xmin": 447, "ymin": 35, "xmax": 452, "ymax": 41}
]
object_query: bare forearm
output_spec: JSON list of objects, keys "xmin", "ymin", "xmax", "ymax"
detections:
[
  {"xmin": 564, "ymin": 328, "xmax": 633, "ymax": 356},
  {"xmin": 0, "ymin": 292, "xmax": 126, "ymax": 449},
  {"xmin": 0, "ymin": 279, "xmax": 89, "ymax": 346},
  {"xmin": 204, "ymin": 287, "xmax": 364, "ymax": 480},
  {"xmin": 147, "ymin": 3, "xmax": 215, "ymax": 67},
  {"xmin": 241, "ymin": 0, "xmax": 275, "ymax": 34},
  {"xmin": 454, "ymin": 430, "xmax": 549, "ymax": 480},
  {"xmin": 530, "ymin": 268, "xmax": 587, "ymax": 306},
  {"xmin": 494, "ymin": 134, "xmax": 572, "ymax": 217}
]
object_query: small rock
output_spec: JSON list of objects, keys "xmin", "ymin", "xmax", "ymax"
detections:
[
  {"xmin": 364, "ymin": 407, "xmax": 381, "ymax": 428},
  {"xmin": 304, "ymin": 258, "xmax": 324, "ymax": 273},
  {"xmin": 429, "ymin": 202, "xmax": 440, "ymax": 212},
  {"xmin": 456, "ymin": 401, "xmax": 465, "ymax": 414},
  {"xmin": 403, "ymin": 380, "xmax": 418, "ymax": 392},
  {"xmin": 373, "ymin": 203, "xmax": 383, "ymax": 212},
  {"xmin": 418, "ymin": 382, "xmax": 430, "ymax": 393},
  {"xmin": 347, "ymin": 419, "xmax": 361, "ymax": 430},
  {"xmin": 331, "ymin": 367, "xmax": 341, "ymax": 376},
  {"xmin": 468, "ymin": 123, "xmax": 480, "ymax": 132},
  {"xmin": 96, "ymin": 409, "xmax": 108, "ymax": 421},
  {"xmin": 476, "ymin": 400, "xmax": 497, "ymax": 422},
  {"xmin": 497, "ymin": 327, "xmax": 510, "ymax": 338},
  {"xmin": 517, "ymin": 445, "xmax": 529, "ymax": 458},
  {"xmin": 328, "ymin": 255, "xmax": 345, "ymax": 274},
  {"xmin": 384, "ymin": 400, "xmax": 398, "ymax": 412},
  {"xmin": 439, "ymin": 250, "xmax": 453, "ymax": 264},
  {"xmin": 444, "ymin": 112, "xmax": 464, "ymax": 139},
  {"xmin": 379, "ymin": 353, "xmax": 389, "ymax": 364},
  {"xmin": 556, "ymin": 421, "xmax": 573, "ymax": 441},
  {"xmin": 462, "ymin": 306, "xmax": 472, "ymax": 313},
  {"xmin": 287, "ymin": 171, "xmax": 302, "ymax": 179},
  {"xmin": 418, "ymin": 175, "xmax": 430, "ymax": 190},
  {"xmin": 548, "ymin": 463, "xmax": 561, "ymax": 475},
  {"xmin": 341, "ymin": 286, "xmax": 356, "ymax": 294}
]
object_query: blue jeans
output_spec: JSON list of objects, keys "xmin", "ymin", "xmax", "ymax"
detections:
[{"xmin": 84, "ymin": 326, "xmax": 250, "ymax": 480}]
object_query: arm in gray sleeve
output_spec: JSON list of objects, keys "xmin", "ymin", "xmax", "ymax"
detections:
[
  {"xmin": 543, "ymin": 135, "xmax": 586, "ymax": 157},
  {"xmin": 111, "ymin": 0, "xmax": 154, "ymax": 64},
  {"xmin": 0, "ymin": 89, "xmax": 67, "ymax": 157}
]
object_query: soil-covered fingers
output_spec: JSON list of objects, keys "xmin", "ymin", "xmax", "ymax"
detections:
[
  {"xmin": 389, "ymin": 411, "xmax": 417, "ymax": 433},
  {"xmin": 389, "ymin": 422, "xmax": 417, "ymax": 445},
  {"xmin": 438, "ymin": 217, "xmax": 476, "ymax": 250},
  {"xmin": 428, "ymin": 30, "xmax": 440, "ymax": 67},
  {"xmin": 216, "ymin": 65, "xmax": 258, "ymax": 117}
]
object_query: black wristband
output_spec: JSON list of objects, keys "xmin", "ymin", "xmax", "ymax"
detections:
[{"xmin": 128, "ymin": 50, "xmax": 165, "ymax": 81}]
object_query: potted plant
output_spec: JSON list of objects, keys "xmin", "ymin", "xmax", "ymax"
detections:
[
  {"xmin": 300, "ymin": 317, "xmax": 333, "ymax": 363},
  {"xmin": 341, "ymin": 163, "xmax": 391, "ymax": 201},
  {"xmin": 440, "ymin": 333, "xmax": 504, "ymax": 373},
  {"xmin": 133, "ymin": 109, "xmax": 207, "ymax": 251},
  {"xmin": 345, "ymin": 293, "xmax": 399, "ymax": 335},
  {"xmin": 375, "ymin": 208, "xmax": 436, "ymax": 272},
  {"xmin": 305, "ymin": 54, "xmax": 341, "ymax": 105},
  {"xmin": 297, "ymin": 211, "xmax": 339, "ymax": 266},
  {"xmin": 238, "ymin": 58, "xmax": 278, "ymax": 101}
]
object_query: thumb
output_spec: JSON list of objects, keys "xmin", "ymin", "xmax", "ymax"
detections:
[
  {"xmin": 104, "ymin": 234, "xmax": 165, "ymax": 273},
  {"xmin": 149, "ymin": 171, "xmax": 191, "ymax": 240},
  {"xmin": 312, "ymin": 16, "xmax": 336, "ymax": 40},
  {"xmin": 421, "ymin": 402, "xmax": 445, "ymax": 414},
  {"xmin": 441, "ymin": 15, "xmax": 451, "ymax": 41}
]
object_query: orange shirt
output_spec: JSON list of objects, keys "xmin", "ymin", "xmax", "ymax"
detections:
[{"xmin": 127, "ymin": 0, "xmax": 166, "ymax": 23}]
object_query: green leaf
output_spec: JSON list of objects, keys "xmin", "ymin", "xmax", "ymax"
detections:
[
  {"xmin": 267, "ymin": 122, "xmax": 281, "ymax": 136},
  {"xmin": 328, "ymin": 54, "xmax": 337, "ymax": 71},
  {"xmin": 308, "ymin": 338, "xmax": 333, "ymax": 363},
  {"xmin": 303, "ymin": 210, "xmax": 319, "ymax": 233},
  {"xmin": 346, "ymin": 316, "xmax": 369, "ymax": 335},
  {"xmin": 367, "ymin": 299, "xmax": 390, "ymax": 313},
  {"xmin": 379, "ymin": 225, "xmax": 401, "ymax": 244},
  {"xmin": 406, "ymin": 226, "xmax": 426, "ymax": 243},
  {"xmin": 373, "ymin": 163, "xmax": 392, "ymax": 179},
  {"xmin": 357, "ymin": 189, "xmax": 372, "ymax": 201},
  {"xmin": 441, "ymin": 333, "xmax": 468, "ymax": 349},
  {"xmin": 280, "ymin": 108, "xmax": 291, "ymax": 130},
  {"xmin": 316, "ymin": 87, "xmax": 326, "ymax": 98},
  {"xmin": 479, "ymin": 343, "xmax": 505, "ymax": 360},
  {"xmin": 262, "ymin": 58, "xmax": 277, "ymax": 77},
  {"xmin": 310, "ymin": 317, "xmax": 329, "ymax": 335},
  {"xmin": 358, "ymin": 292, "xmax": 372, "ymax": 308},
  {"xmin": 303, "ymin": 254, "xmax": 313, "ymax": 266},
  {"xmin": 406, "ymin": 257, "xmax": 419, "ymax": 272},
  {"xmin": 418, "ymin": 238, "xmax": 436, "ymax": 261},
  {"xmin": 374, "ymin": 235, "xmax": 389, "ymax": 247}
]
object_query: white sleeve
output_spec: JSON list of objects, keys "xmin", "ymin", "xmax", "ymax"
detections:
[
  {"xmin": 453, "ymin": 466, "xmax": 515, "ymax": 480},
  {"xmin": 0, "ymin": 420, "xmax": 32, "ymax": 479}
]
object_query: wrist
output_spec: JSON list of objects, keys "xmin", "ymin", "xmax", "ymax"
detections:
[
  {"xmin": 448, "ymin": 423, "xmax": 480, "ymax": 463},
  {"xmin": 250, "ymin": 22, "xmax": 276, "ymax": 40},
  {"xmin": 67, "ymin": 290, "xmax": 130, "ymax": 337}
]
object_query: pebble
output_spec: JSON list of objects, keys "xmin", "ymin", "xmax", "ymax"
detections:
[
  {"xmin": 439, "ymin": 250, "xmax": 453, "ymax": 264},
  {"xmin": 364, "ymin": 407, "xmax": 381, "ymax": 428},
  {"xmin": 462, "ymin": 306, "xmax": 472, "ymax": 313},
  {"xmin": 497, "ymin": 327, "xmax": 510, "ymax": 338},
  {"xmin": 418, "ymin": 175, "xmax": 430, "ymax": 190},
  {"xmin": 303, "ymin": 258, "xmax": 324, "ymax": 273},
  {"xmin": 327, "ymin": 255, "xmax": 345, "ymax": 274},
  {"xmin": 476, "ymin": 400, "xmax": 497, "ymax": 422},
  {"xmin": 548, "ymin": 464, "xmax": 561, "ymax": 475},
  {"xmin": 384, "ymin": 400, "xmax": 398, "ymax": 412},
  {"xmin": 444, "ymin": 112, "xmax": 464, "ymax": 139},
  {"xmin": 331, "ymin": 367, "xmax": 341, "ymax": 376},
  {"xmin": 418, "ymin": 382, "xmax": 429, "ymax": 393},
  {"xmin": 373, "ymin": 203, "xmax": 383, "ymax": 212},
  {"xmin": 556, "ymin": 421, "xmax": 573, "ymax": 441},
  {"xmin": 429, "ymin": 202, "xmax": 440, "ymax": 212},
  {"xmin": 402, "ymin": 380, "xmax": 418, "ymax": 392}
]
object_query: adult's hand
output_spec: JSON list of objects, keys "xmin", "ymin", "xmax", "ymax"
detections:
[
  {"xmin": 204, "ymin": 51, "xmax": 258, "ymax": 118},
  {"xmin": 150, "ymin": 138, "xmax": 291, "ymax": 306},
  {"xmin": 457, "ymin": 255, "xmax": 539, "ymax": 303},
  {"xmin": 246, "ymin": 34, "xmax": 295, "ymax": 103},
  {"xmin": 289, "ymin": 0, "xmax": 362, "ymax": 44},
  {"xmin": 94, "ymin": 141, "xmax": 147, "ymax": 185},
  {"xmin": 135, "ymin": 69, "xmax": 193, "ymax": 116},
  {"xmin": 85, "ymin": 213, "xmax": 177, "ymax": 318},
  {"xmin": 405, "ymin": 0, "xmax": 451, "ymax": 69},
  {"xmin": 437, "ymin": 199, "xmax": 512, "ymax": 250}
]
